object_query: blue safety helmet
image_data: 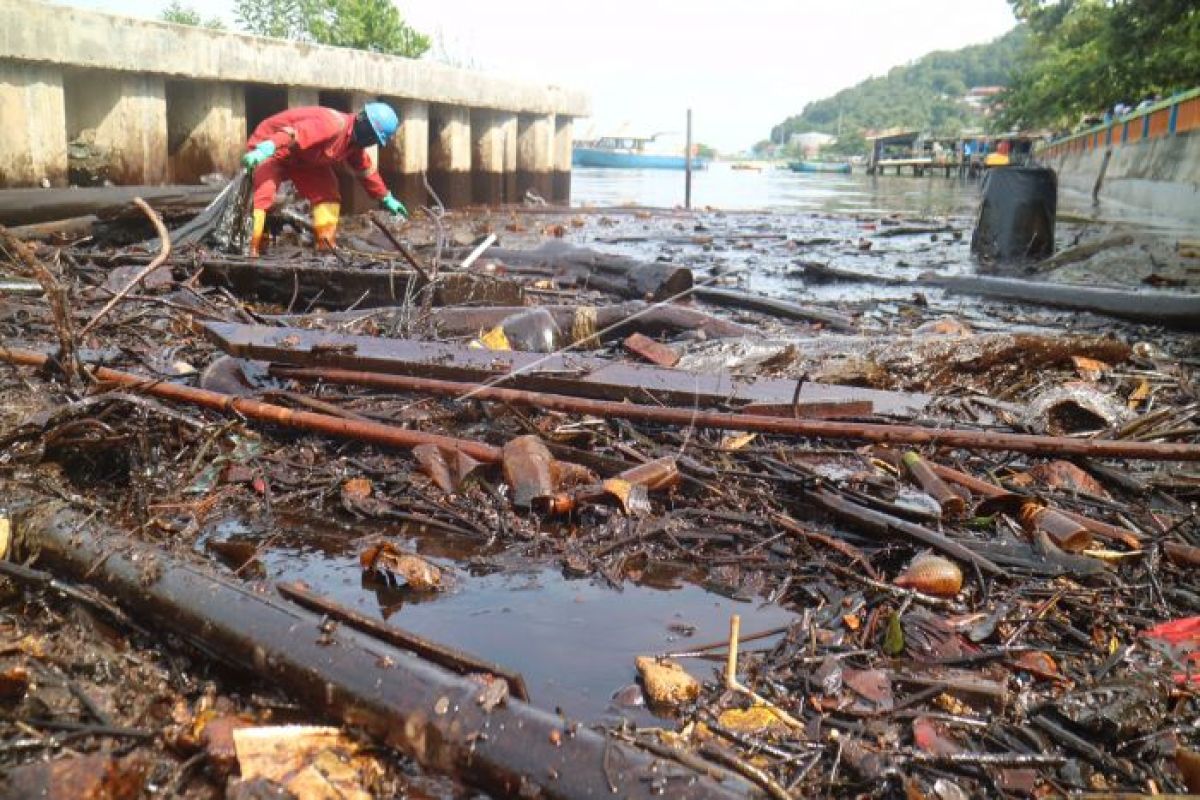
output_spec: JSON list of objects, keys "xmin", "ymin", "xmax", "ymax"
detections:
[{"xmin": 359, "ymin": 102, "xmax": 400, "ymax": 147}]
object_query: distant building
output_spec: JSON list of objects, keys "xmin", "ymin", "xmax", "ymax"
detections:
[
  {"xmin": 964, "ymin": 86, "xmax": 1005, "ymax": 108},
  {"xmin": 788, "ymin": 131, "xmax": 836, "ymax": 156}
]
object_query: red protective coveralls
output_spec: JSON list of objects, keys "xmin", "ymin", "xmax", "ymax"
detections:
[{"xmin": 246, "ymin": 107, "xmax": 388, "ymax": 251}]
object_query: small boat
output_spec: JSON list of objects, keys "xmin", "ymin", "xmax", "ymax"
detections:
[
  {"xmin": 730, "ymin": 162, "xmax": 763, "ymax": 172},
  {"xmin": 573, "ymin": 132, "xmax": 708, "ymax": 171},
  {"xmin": 788, "ymin": 160, "xmax": 852, "ymax": 174}
]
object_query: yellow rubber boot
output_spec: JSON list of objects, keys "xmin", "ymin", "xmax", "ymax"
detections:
[
  {"xmin": 312, "ymin": 202, "xmax": 340, "ymax": 251},
  {"xmin": 249, "ymin": 209, "xmax": 267, "ymax": 257}
]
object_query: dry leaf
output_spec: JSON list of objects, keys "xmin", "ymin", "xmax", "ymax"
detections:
[
  {"xmin": 635, "ymin": 657, "xmax": 699, "ymax": 707},
  {"xmin": 718, "ymin": 705, "xmax": 791, "ymax": 736},
  {"xmin": 1071, "ymin": 355, "xmax": 1109, "ymax": 380},
  {"xmin": 359, "ymin": 543, "xmax": 443, "ymax": 591},
  {"xmin": 233, "ymin": 726, "xmax": 381, "ymax": 800},
  {"xmin": 719, "ymin": 432, "xmax": 758, "ymax": 451}
]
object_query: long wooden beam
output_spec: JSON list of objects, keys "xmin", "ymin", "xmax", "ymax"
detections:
[{"xmin": 201, "ymin": 322, "xmax": 926, "ymax": 415}]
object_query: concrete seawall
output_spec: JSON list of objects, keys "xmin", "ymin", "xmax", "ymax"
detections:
[
  {"xmin": 1039, "ymin": 90, "xmax": 1200, "ymax": 227},
  {"xmin": 0, "ymin": 0, "xmax": 589, "ymax": 208}
]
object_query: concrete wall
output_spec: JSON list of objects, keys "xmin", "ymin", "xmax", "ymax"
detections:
[
  {"xmin": 64, "ymin": 68, "xmax": 167, "ymax": 185},
  {"xmin": 0, "ymin": 0, "xmax": 588, "ymax": 117},
  {"xmin": 0, "ymin": 0, "xmax": 588, "ymax": 203},
  {"xmin": 0, "ymin": 61, "xmax": 66, "ymax": 186},
  {"xmin": 1049, "ymin": 130, "xmax": 1200, "ymax": 227},
  {"xmin": 167, "ymin": 80, "xmax": 245, "ymax": 183},
  {"xmin": 517, "ymin": 113, "xmax": 555, "ymax": 201},
  {"xmin": 429, "ymin": 104, "xmax": 471, "ymax": 208}
]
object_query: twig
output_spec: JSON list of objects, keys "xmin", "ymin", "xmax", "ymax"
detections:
[
  {"xmin": 78, "ymin": 198, "xmax": 171, "ymax": 338},
  {"xmin": 723, "ymin": 614, "xmax": 805, "ymax": 730}
]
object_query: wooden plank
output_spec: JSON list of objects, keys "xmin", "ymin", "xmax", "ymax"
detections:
[
  {"xmin": 623, "ymin": 332, "xmax": 680, "ymax": 367},
  {"xmin": 201, "ymin": 322, "xmax": 929, "ymax": 415}
]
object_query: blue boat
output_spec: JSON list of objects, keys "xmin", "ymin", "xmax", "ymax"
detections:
[
  {"xmin": 573, "ymin": 134, "xmax": 708, "ymax": 170},
  {"xmin": 788, "ymin": 160, "xmax": 852, "ymax": 174}
]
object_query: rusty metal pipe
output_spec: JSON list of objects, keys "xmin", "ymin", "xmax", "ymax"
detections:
[
  {"xmin": 0, "ymin": 347, "xmax": 501, "ymax": 463},
  {"xmin": 268, "ymin": 365, "xmax": 1200, "ymax": 462}
]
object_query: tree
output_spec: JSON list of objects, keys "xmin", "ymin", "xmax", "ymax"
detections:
[
  {"xmin": 308, "ymin": 0, "xmax": 431, "ymax": 57},
  {"xmin": 234, "ymin": 0, "xmax": 430, "ymax": 58},
  {"xmin": 695, "ymin": 143, "xmax": 717, "ymax": 160},
  {"xmin": 996, "ymin": 0, "xmax": 1200, "ymax": 129},
  {"xmin": 768, "ymin": 27, "xmax": 1028, "ymax": 146},
  {"xmin": 161, "ymin": 0, "xmax": 225, "ymax": 29},
  {"xmin": 235, "ymin": 0, "xmax": 312, "ymax": 40}
]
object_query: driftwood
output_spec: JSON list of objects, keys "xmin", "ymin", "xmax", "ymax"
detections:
[
  {"xmin": 930, "ymin": 274, "xmax": 1200, "ymax": 330},
  {"xmin": 13, "ymin": 503, "xmax": 745, "ymax": 800},
  {"xmin": 1033, "ymin": 232, "xmax": 1136, "ymax": 271},
  {"xmin": 693, "ymin": 287, "xmax": 857, "ymax": 332},
  {"xmin": 202, "ymin": 321, "xmax": 927, "ymax": 414},
  {"xmin": 480, "ymin": 241, "xmax": 693, "ymax": 301},
  {"xmin": 0, "ymin": 185, "xmax": 219, "ymax": 227}
]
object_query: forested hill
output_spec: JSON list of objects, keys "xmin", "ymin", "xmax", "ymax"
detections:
[{"xmin": 769, "ymin": 27, "xmax": 1027, "ymax": 150}]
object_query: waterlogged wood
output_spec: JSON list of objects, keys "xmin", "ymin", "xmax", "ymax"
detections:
[
  {"xmin": 15, "ymin": 504, "xmax": 745, "ymax": 800},
  {"xmin": 481, "ymin": 241, "xmax": 693, "ymax": 301},
  {"xmin": 202, "ymin": 260, "xmax": 524, "ymax": 310},
  {"xmin": 809, "ymin": 487, "xmax": 1008, "ymax": 576},
  {"xmin": 0, "ymin": 185, "xmax": 219, "ymax": 226},
  {"xmin": 204, "ymin": 322, "xmax": 925, "ymax": 414},
  {"xmin": 931, "ymin": 275, "xmax": 1200, "ymax": 330},
  {"xmin": 693, "ymin": 287, "xmax": 858, "ymax": 332}
]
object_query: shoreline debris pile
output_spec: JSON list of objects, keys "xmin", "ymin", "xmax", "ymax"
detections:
[{"xmin": 1, "ymin": 192, "xmax": 1199, "ymax": 798}]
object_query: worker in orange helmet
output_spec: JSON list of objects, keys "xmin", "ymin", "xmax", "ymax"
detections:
[{"xmin": 241, "ymin": 102, "xmax": 408, "ymax": 256}]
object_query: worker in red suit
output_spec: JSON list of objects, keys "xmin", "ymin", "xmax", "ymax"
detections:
[{"xmin": 241, "ymin": 102, "xmax": 408, "ymax": 256}]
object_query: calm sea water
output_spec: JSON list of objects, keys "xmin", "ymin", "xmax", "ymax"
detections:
[{"xmin": 571, "ymin": 162, "xmax": 985, "ymax": 217}]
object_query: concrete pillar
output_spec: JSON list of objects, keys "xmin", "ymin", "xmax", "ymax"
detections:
[
  {"xmin": 553, "ymin": 115, "xmax": 573, "ymax": 204},
  {"xmin": 471, "ymin": 109, "xmax": 506, "ymax": 206},
  {"xmin": 517, "ymin": 113, "xmax": 554, "ymax": 201},
  {"xmin": 64, "ymin": 69, "xmax": 167, "ymax": 185},
  {"xmin": 166, "ymin": 81, "xmax": 246, "ymax": 183},
  {"xmin": 379, "ymin": 98, "xmax": 428, "ymax": 211},
  {"xmin": 500, "ymin": 112, "xmax": 519, "ymax": 203},
  {"xmin": 0, "ymin": 62, "xmax": 67, "ymax": 187},
  {"xmin": 287, "ymin": 87, "xmax": 320, "ymax": 108},
  {"xmin": 429, "ymin": 104, "xmax": 471, "ymax": 208}
]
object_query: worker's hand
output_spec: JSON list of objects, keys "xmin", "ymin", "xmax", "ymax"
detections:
[
  {"xmin": 241, "ymin": 141, "xmax": 276, "ymax": 172},
  {"xmin": 381, "ymin": 193, "xmax": 408, "ymax": 219}
]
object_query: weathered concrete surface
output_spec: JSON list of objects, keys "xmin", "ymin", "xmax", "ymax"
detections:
[
  {"xmin": 0, "ymin": 61, "xmax": 67, "ymax": 186},
  {"xmin": 287, "ymin": 87, "xmax": 320, "ymax": 108},
  {"xmin": 471, "ymin": 109, "xmax": 507, "ymax": 205},
  {"xmin": 64, "ymin": 68, "xmax": 168, "ymax": 185},
  {"xmin": 501, "ymin": 112, "xmax": 519, "ymax": 203},
  {"xmin": 429, "ymin": 104, "xmax": 471, "ymax": 208},
  {"xmin": 1049, "ymin": 131, "xmax": 1200, "ymax": 227},
  {"xmin": 0, "ymin": 0, "xmax": 588, "ymax": 117},
  {"xmin": 380, "ymin": 99, "xmax": 429, "ymax": 211},
  {"xmin": 517, "ymin": 113, "xmax": 554, "ymax": 201},
  {"xmin": 553, "ymin": 115, "xmax": 573, "ymax": 204},
  {"xmin": 166, "ymin": 80, "xmax": 245, "ymax": 183}
]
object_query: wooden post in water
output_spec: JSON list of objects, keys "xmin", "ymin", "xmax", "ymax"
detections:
[{"xmin": 685, "ymin": 108, "xmax": 693, "ymax": 210}]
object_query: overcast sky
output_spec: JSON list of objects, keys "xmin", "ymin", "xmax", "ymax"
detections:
[{"xmin": 59, "ymin": 0, "xmax": 1018, "ymax": 152}]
